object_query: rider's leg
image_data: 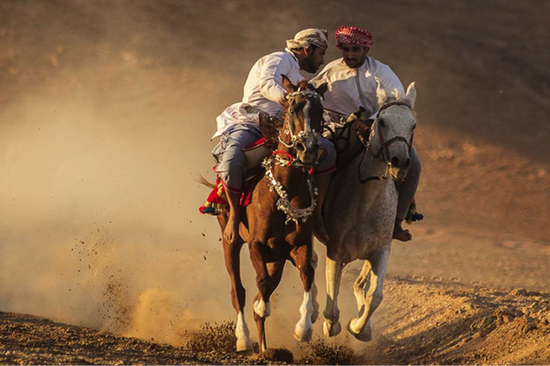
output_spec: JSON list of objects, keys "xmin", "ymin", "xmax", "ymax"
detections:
[
  {"xmin": 394, "ymin": 146, "xmax": 422, "ymax": 241},
  {"xmin": 313, "ymin": 137, "xmax": 336, "ymax": 242},
  {"xmin": 214, "ymin": 125, "xmax": 262, "ymax": 244},
  {"xmin": 224, "ymin": 189, "xmax": 242, "ymax": 245}
]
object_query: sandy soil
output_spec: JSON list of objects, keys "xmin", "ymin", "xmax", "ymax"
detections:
[
  {"xmin": 0, "ymin": 0, "xmax": 549, "ymax": 364},
  {"xmin": 1, "ymin": 277, "xmax": 548, "ymax": 364}
]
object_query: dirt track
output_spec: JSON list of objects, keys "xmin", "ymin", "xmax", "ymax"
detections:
[
  {"xmin": 1, "ymin": 277, "xmax": 549, "ymax": 364},
  {"xmin": 1, "ymin": 0, "xmax": 549, "ymax": 364}
]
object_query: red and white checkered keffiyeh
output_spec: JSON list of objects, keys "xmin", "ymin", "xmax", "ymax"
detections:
[{"xmin": 335, "ymin": 26, "xmax": 373, "ymax": 50}]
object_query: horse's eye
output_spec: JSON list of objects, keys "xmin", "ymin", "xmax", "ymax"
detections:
[{"xmin": 379, "ymin": 118, "xmax": 386, "ymax": 127}]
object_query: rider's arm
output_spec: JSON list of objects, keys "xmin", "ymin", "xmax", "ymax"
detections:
[
  {"xmin": 258, "ymin": 55, "xmax": 297, "ymax": 105},
  {"xmin": 368, "ymin": 64, "xmax": 406, "ymax": 120},
  {"xmin": 377, "ymin": 64, "xmax": 405, "ymax": 96}
]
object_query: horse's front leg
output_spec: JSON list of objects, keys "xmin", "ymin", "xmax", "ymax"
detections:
[
  {"xmin": 310, "ymin": 249, "xmax": 320, "ymax": 324},
  {"xmin": 220, "ymin": 216, "xmax": 252, "ymax": 352},
  {"xmin": 289, "ymin": 243, "xmax": 315, "ymax": 342},
  {"xmin": 323, "ymin": 255, "xmax": 345, "ymax": 337},
  {"xmin": 348, "ymin": 246, "xmax": 390, "ymax": 341},
  {"xmin": 251, "ymin": 259, "xmax": 285, "ymax": 353}
]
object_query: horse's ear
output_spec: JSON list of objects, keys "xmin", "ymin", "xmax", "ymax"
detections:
[
  {"xmin": 309, "ymin": 82, "xmax": 328, "ymax": 99},
  {"xmin": 297, "ymin": 80, "xmax": 309, "ymax": 91},
  {"xmin": 403, "ymin": 82, "xmax": 416, "ymax": 108},
  {"xmin": 281, "ymin": 75, "xmax": 296, "ymax": 94},
  {"xmin": 375, "ymin": 77, "xmax": 389, "ymax": 106}
]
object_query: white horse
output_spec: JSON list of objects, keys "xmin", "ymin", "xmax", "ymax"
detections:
[{"xmin": 319, "ymin": 81, "xmax": 417, "ymax": 341}]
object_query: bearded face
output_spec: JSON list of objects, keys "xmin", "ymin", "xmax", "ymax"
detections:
[
  {"xmin": 301, "ymin": 46, "xmax": 326, "ymax": 73},
  {"xmin": 340, "ymin": 43, "xmax": 368, "ymax": 69}
]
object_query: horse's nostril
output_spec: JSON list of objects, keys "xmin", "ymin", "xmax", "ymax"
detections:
[
  {"xmin": 391, "ymin": 156, "xmax": 400, "ymax": 167},
  {"xmin": 404, "ymin": 158, "xmax": 411, "ymax": 169}
]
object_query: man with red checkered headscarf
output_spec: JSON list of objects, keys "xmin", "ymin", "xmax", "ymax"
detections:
[{"xmin": 311, "ymin": 25, "xmax": 422, "ymax": 242}]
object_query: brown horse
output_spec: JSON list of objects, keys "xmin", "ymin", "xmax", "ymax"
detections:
[{"xmin": 215, "ymin": 76, "xmax": 325, "ymax": 353}]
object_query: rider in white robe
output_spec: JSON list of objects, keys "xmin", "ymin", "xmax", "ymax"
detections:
[
  {"xmin": 212, "ymin": 29, "xmax": 336, "ymax": 245},
  {"xmin": 310, "ymin": 25, "xmax": 422, "ymax": 241}
]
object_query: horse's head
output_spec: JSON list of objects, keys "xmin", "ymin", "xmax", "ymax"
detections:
[
  {"xmin": 369, "ymin": 80, "xmax": 417, "ymax": 179},
  {"xmin": 276, "ymin": 75, "xmax": 325, "ymax": 166}
]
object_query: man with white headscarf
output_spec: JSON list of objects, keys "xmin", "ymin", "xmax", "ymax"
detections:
[
  {"xmin": 311, "ymin": 25, "xmax": 422, "ymax": 242},
  {"xmin": 211, "ymin": 28, "xmax": 336, "ymax": 245}
]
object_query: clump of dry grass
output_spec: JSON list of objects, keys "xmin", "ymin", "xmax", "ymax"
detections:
[
  {"xmin": 258, "ymin": 347, "xmax": 294, "ymax": 364},
  {"xmin": 298, "ymin": 337, "xmax": 355, "ymax": 365}
]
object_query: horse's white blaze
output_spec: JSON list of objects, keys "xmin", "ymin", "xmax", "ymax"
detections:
[
  {"xmin": 294, "ymin": 290, "xmax": 314, "ymax": 342},
  {"xmin": 253, "ymin": 298, "xmax": 271, "ymax": 318},
  {"xmin": 235, "ymin": 312, "xmax": 252, "ymax": 352}
]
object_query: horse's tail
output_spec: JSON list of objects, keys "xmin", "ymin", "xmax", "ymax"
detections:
[{"xmin": 197, "ymin": 174, "xmax": 216, "ymax": 189}]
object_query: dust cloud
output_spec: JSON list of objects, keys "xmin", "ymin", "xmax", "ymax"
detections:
[
  {"xmin": 0, "ymin": 63, "xmax": 238, "ymax": 342},
  {"xmin": 0, "ymin": 1, "xmax": 252, "ymax": 345}
]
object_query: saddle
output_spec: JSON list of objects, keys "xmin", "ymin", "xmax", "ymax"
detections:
[
  {"xmin": 199, "ymin": 137, "xmax": 270, "ymax": 216},
  {"xmin": 324, "ymin": 111, "xmax": 373, "ymax": 171}
]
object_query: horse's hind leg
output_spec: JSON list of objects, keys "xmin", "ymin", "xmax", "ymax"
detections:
[
  {"xmin": 221, "ymin": 228, "xmax": 252, "ymax": 352},
  {"xmin": 323, "ymin": 256, "xmax": 345, "ymax": 337},
  {"xmin": 310, "ymin": 250, "xmax": 320, "ymax": 324},
  {"xmin": 252, "ymin": 260, "xmax": 285, "ymax": 353},
  {"xmin": 290, "ymin": 244, "xmax": 315, "ymax": 342},
  {"xmin": 348, "ymin": 247, "xmax": 390, "ymax": 341}
]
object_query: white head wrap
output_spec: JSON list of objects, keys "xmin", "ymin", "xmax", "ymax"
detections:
[{"xmin": 286, "ymin": 28, "xmax": 329, "ymax": 51}]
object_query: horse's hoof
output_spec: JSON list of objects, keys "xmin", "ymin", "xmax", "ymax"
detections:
[
  {"xmin": 294, "ymin": 322, "xmax": 313, "ymax": 342},
  {"xmin": 253, "ymin": 299, "xmax": 271, "ymax": 318},
  {"xmin": 347, "ymin": 319, "xmax": 372, "ymax": 342},
  {"xmin": 323, "ymin": 319, "xmax": 341, "ymax": 337},
  {"xmin": 236, "ymin": 338, "xmax": 253, "ymax": 352}
]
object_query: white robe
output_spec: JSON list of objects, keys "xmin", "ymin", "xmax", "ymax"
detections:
[
  {"xmin": 212, "ymin": 49, "xmax": 304, "ymax": 139},
  {"xmin": 310, "ymin": 56, "xmax": 404, "ymax": 120}
]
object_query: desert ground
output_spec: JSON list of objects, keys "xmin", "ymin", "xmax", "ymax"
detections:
[{"xmin": 0, "ymin": 0, "xmax": 549, "ymax": 364}]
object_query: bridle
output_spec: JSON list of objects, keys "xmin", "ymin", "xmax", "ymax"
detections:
[
  {"xmin": 371, "ymin": 101, "xmax": 415, "ymax": 163},
  {"xmin": 359, "ymin": 101, "xmax": 415, "ymax": 183},
  {"xmin": 277, "ymin": 89, "xmax": 322, "ymax": 166},
  {"xmin": 261, "ymin": 88, "xmax": 323, "ymax": 224}
]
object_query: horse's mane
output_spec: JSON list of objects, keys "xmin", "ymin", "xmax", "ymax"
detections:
[{"xmin": 258, "ymin": 114, "xmax": 280, "ymax": 148}]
